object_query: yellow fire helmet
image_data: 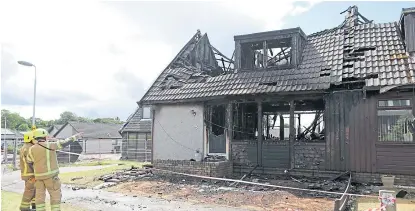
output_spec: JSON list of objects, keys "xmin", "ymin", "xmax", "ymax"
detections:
[
  {"xmin": 23, "ymin": 131, "xmax": 34, "ymax": 143},
  {"xmin": 33, "ymin": 128, "xmax": 49, "ymax": 139}
]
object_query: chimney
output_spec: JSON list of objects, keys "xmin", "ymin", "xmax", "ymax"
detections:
[
  {"xmin": 344, "ymin": 5, "xmax": 359, "ymax": 28},
  {"xmin": 400, "ymin": 7, "xmax": 415, "ymax": 54}
]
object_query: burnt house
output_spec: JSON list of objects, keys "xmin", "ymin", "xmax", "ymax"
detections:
[
  {"xmin": 119, "ymin": 106, "xmax": 152, "ymax": 162},
  {"xmin": 139, "ymin": 6, "xmax": 415, "ymax": 183}
]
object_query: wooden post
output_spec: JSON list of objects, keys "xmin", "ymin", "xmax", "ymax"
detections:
[
  {"xmin": 257, "ymin": 100, "xmax": 263, "ymax": 166},
  {"xmin": 241, "ymin": 104, "xmax": 246, "ymax": 139},
  {"xmin": 263, "ymin": 41, "xmax": 268, "ymax": 68},
  {"xmin": 266, "ymin": 115, "xmax": 270, "ymax": 139},
  {"xmin": 225, "ymin": 103, "xmax": 233, "ymax": 160},
  {"xmin": 289, "ymin": 100, "xmax": 295, "ymax": 169},
  {"xmin": 279, "ymin": 114, "xmax": 284, "ymax": 140},
  {"xmin": 297, "ymin": 113, "xmax": 301, "ymax": 135}
]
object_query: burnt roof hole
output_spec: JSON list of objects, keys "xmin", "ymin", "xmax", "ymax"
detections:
[
  {"xmin": 342, "ymin": 77, "xmax": 359, "ymax": 82},
  {"xmin": 354, "ymin": 46, "xmax": 376, "ymax": 52},
  {"xmin": 260, "ymin": 81, "xmax": 278, "ymax": 86},
  {"xmin": 365, "ymin": 73, "xmax": 378, "ymax": 79}
]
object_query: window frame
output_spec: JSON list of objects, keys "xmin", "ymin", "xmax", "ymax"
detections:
[{"xmin": 377, "ymin": 96, "xmax": 415, "ymax": 144}]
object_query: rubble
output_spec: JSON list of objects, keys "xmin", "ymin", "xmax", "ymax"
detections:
[
  {"xmin": 95, "ymin": 166, "xmax": 153, "ymax": 183},
  {"xmin": 71, "ymin": 176, "xmax": 83, "ymax": 181}
]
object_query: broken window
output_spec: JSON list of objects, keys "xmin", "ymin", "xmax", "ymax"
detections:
[
  {"xmin": 207, "ymin": 104, "xmax": 226, "ymax": 154},
  {"xmin": 295, "ymin": 111, "xmax": 325, "ymax": 142},
  {"xmin": 240, "ymin": 38, "xmax": 292, "ymax": 70},
  {"xmin": 266, "ymin": 38, "xmax": 292, "ymax": 68},
  {"xmin": 378, "ymin": 99, "xmax": 414, "ymax": 142}
]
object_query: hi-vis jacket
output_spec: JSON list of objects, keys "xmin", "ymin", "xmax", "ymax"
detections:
[
  {"xmin": 27, "ymin": 136, "xmax": 77, "ymax": 180},
  {"xmin": 19, "ymin": 143, "xmax": 35, "ymax": 180}
]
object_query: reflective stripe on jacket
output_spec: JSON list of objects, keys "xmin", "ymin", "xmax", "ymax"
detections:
[
  {"xmin": 19, "ymin": 143, "xmax": 34, "ymax": 180},
  {"xmin": 27, "ymin": 137, "xmax": 75, "ymax": 180}
]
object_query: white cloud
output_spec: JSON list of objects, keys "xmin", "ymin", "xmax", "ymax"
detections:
[
  {"xmin": 0, "ymin": 1, "xmax": 174, "ymax": 120},
  {"xmin": 0, "ymin": 1, "xmax": 318, "ymax": 121},
  {"xmin": 219, "ymin": 1, "xmax": 319, "ymax": 30}
]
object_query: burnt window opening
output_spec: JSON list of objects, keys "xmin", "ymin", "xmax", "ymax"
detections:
[
  {"xmin": 232, "ymin": 100, "xmax": 325, "ymax": 142},
  {"xmin": 240, "ymin": 38, "xmax": 293, "ymax": 70},
  {"xmin": 211, "ymin": 105, "xmax": 226, "ymax": 136}
]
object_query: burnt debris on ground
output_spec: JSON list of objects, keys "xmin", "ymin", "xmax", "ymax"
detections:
[{"xmin": 73, "ymin": 165, "xmax": 415, "ymax": 201}]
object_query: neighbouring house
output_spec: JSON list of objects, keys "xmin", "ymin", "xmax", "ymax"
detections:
[
  {"xmin": 47, "ymin": 124, "xmax": 63, "ymax": 136},
  {"xmin": 1, "ymin": 128, "xmax": 25, "ymax": 151},
  {"xmin": 137, "ymin": 6, "xmax": 415, "ymax": 185},
  {"xmin": 52, "ymin": 121, "xmax": 123, "ymax": 155},
  {"xmin": 119, "ymin": 106, "xmax": 152, "ymax": 162}
]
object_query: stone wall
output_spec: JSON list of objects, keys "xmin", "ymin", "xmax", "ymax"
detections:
[
  {"xmin": 153, "ymin": 160, "xmax": 233, "ymax": 178},
  {"xmin": 232, "ymin": 141, "xmax": 256, "ymax": 166},
  {"xmin": 294, "ymin": 142, "xmax": 325, "ymax": 170}
]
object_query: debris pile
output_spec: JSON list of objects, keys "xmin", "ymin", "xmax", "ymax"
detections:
[{"xmin": 93, "ymin": 166, "xmax": 153, "ymax": 189}]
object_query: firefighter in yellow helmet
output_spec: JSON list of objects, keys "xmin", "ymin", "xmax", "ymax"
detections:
[
  {"xmin": 26, "ymin": 128, "xmax": 82, "ymax": 211},
  {"xmin": 19, "ymin": 131, "xmax": 36, "ymax": 211}
]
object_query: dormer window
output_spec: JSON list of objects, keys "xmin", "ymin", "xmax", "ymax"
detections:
[{"xmin": 234, "ymin": 27, "xmax": 306, "ymax": 71}]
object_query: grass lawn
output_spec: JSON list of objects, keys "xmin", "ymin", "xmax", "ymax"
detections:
[
  {"xmin": 59, "ymin": 160, "xmax": 147, "ymax": 188},
  {"xmin": 1, "ymin": 191, "xmax": 87, "ymax": 211}
]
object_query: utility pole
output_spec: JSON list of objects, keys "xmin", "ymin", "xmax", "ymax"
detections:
[{"xmin": 3, "ymin": 116, "xmax": 7, "ymax": 164}]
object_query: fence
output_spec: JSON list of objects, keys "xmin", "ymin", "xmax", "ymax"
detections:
[
  {"xmin": 2, "ymin": 138, "xmax": 125, "ymax": 168},
  {"xmin": 121, "ymin": 133, "xmax": 152, "ymax": 162},
  {"xmin": 2, "ymin": 139, "xmax": 22, "ymax": 170}
]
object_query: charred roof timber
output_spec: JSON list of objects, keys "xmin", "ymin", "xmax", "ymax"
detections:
[
  {"xmin": 234, "ymin": 27, "xmax": 306, "ymax": 71},
  {"xmin": 138, "ymin": 6, "xmax": 415, "ymax": 105}
]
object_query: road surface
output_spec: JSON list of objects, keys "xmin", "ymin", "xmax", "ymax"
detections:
[{"xmin": 1, "ymin": 165, "xmax": 249, "ymax": 211}]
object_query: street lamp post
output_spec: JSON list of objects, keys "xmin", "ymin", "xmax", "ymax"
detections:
[{"xmin": 17, "ymin": 60, "xmax": 37, "ymax": 130}]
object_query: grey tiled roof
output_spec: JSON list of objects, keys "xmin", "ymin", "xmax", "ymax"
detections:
[
  {"xmin": 67, "ymin": 122, "xmax": 123, "ymax": 139},
  {"xmin": 119, "ymin": 107, "xmax": 152, "ymax": 133},
  {"xmin": 140, "ymin": 11, "xmax": 415, "ymax": 104}
]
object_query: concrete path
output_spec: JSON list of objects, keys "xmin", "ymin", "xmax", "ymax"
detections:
[{"xmin": 1, "ymin": 165, "xmax": 249, "ymax": 211}]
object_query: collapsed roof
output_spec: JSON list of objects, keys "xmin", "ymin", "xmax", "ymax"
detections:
[{"xmin": 139, "ymin": 6, "xmax": 415, "ymax": 105}]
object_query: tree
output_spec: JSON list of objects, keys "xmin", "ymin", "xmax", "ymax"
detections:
[
  {"xmin": 1, "ymin": 109, "xmax": 27, "ymax": 129},
  {"xmin": 93, "ymin": 117, "xmax": 122, "ymax": 124},
  {"xmin": 55, "ymin": 111, "xmax": 78, "ymax": 124},
  {"xmin": 77, "ymin": 116, "xmax": 93, "ymax": 123},
  {"xmin": 17, "ymin": 123, "xmax": 30, "ymax": 131}
]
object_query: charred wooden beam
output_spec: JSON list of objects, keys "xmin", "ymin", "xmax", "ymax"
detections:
[
  {"xmin": 281, "ymin": 47, "xmax": 289, "ymax": 62},
  {"xmin": 257, "ymin": 100, "xmax": 263, "ymax": 166},
  {"xmin": 266, "ymin": 115, "xmax": 270, "ymax": 139},
  {"xmin": 263, "ymin": 41, "xmax": 268, "ymax": 68},
  {"xmin": 266, "ymin": 47, "xmax": 289, "ymax": 63},
  {"xmin": 226, "ymin": 103, "xmax": 233, "ymax": 160},
  {"xmin": 280, "ymin": 114, "xmax": 284, "ymax": 139},
  {"xmin": 210, "ymin": 44, "xmax": 234, "ymax": 63},
  {"xmin": 289, "ymin": 100, "xmax": 295, "ymax": 169},
  {"xmin": 227, "ymin": 50, "xmax": 235, "ymax": 72}
]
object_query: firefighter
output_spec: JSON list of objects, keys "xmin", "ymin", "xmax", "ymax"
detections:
[
  {"xmin": 26, "ymin": 128, "xmax": 82, "ymax": 211},
  {"xmin": 19, "ymin": 131, "xmax": 36, "ymax": 211}
]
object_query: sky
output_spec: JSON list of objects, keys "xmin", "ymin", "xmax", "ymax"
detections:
[{"xmin": 0, "ymin": 1, "xmax": 413, "ymax": 121}]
